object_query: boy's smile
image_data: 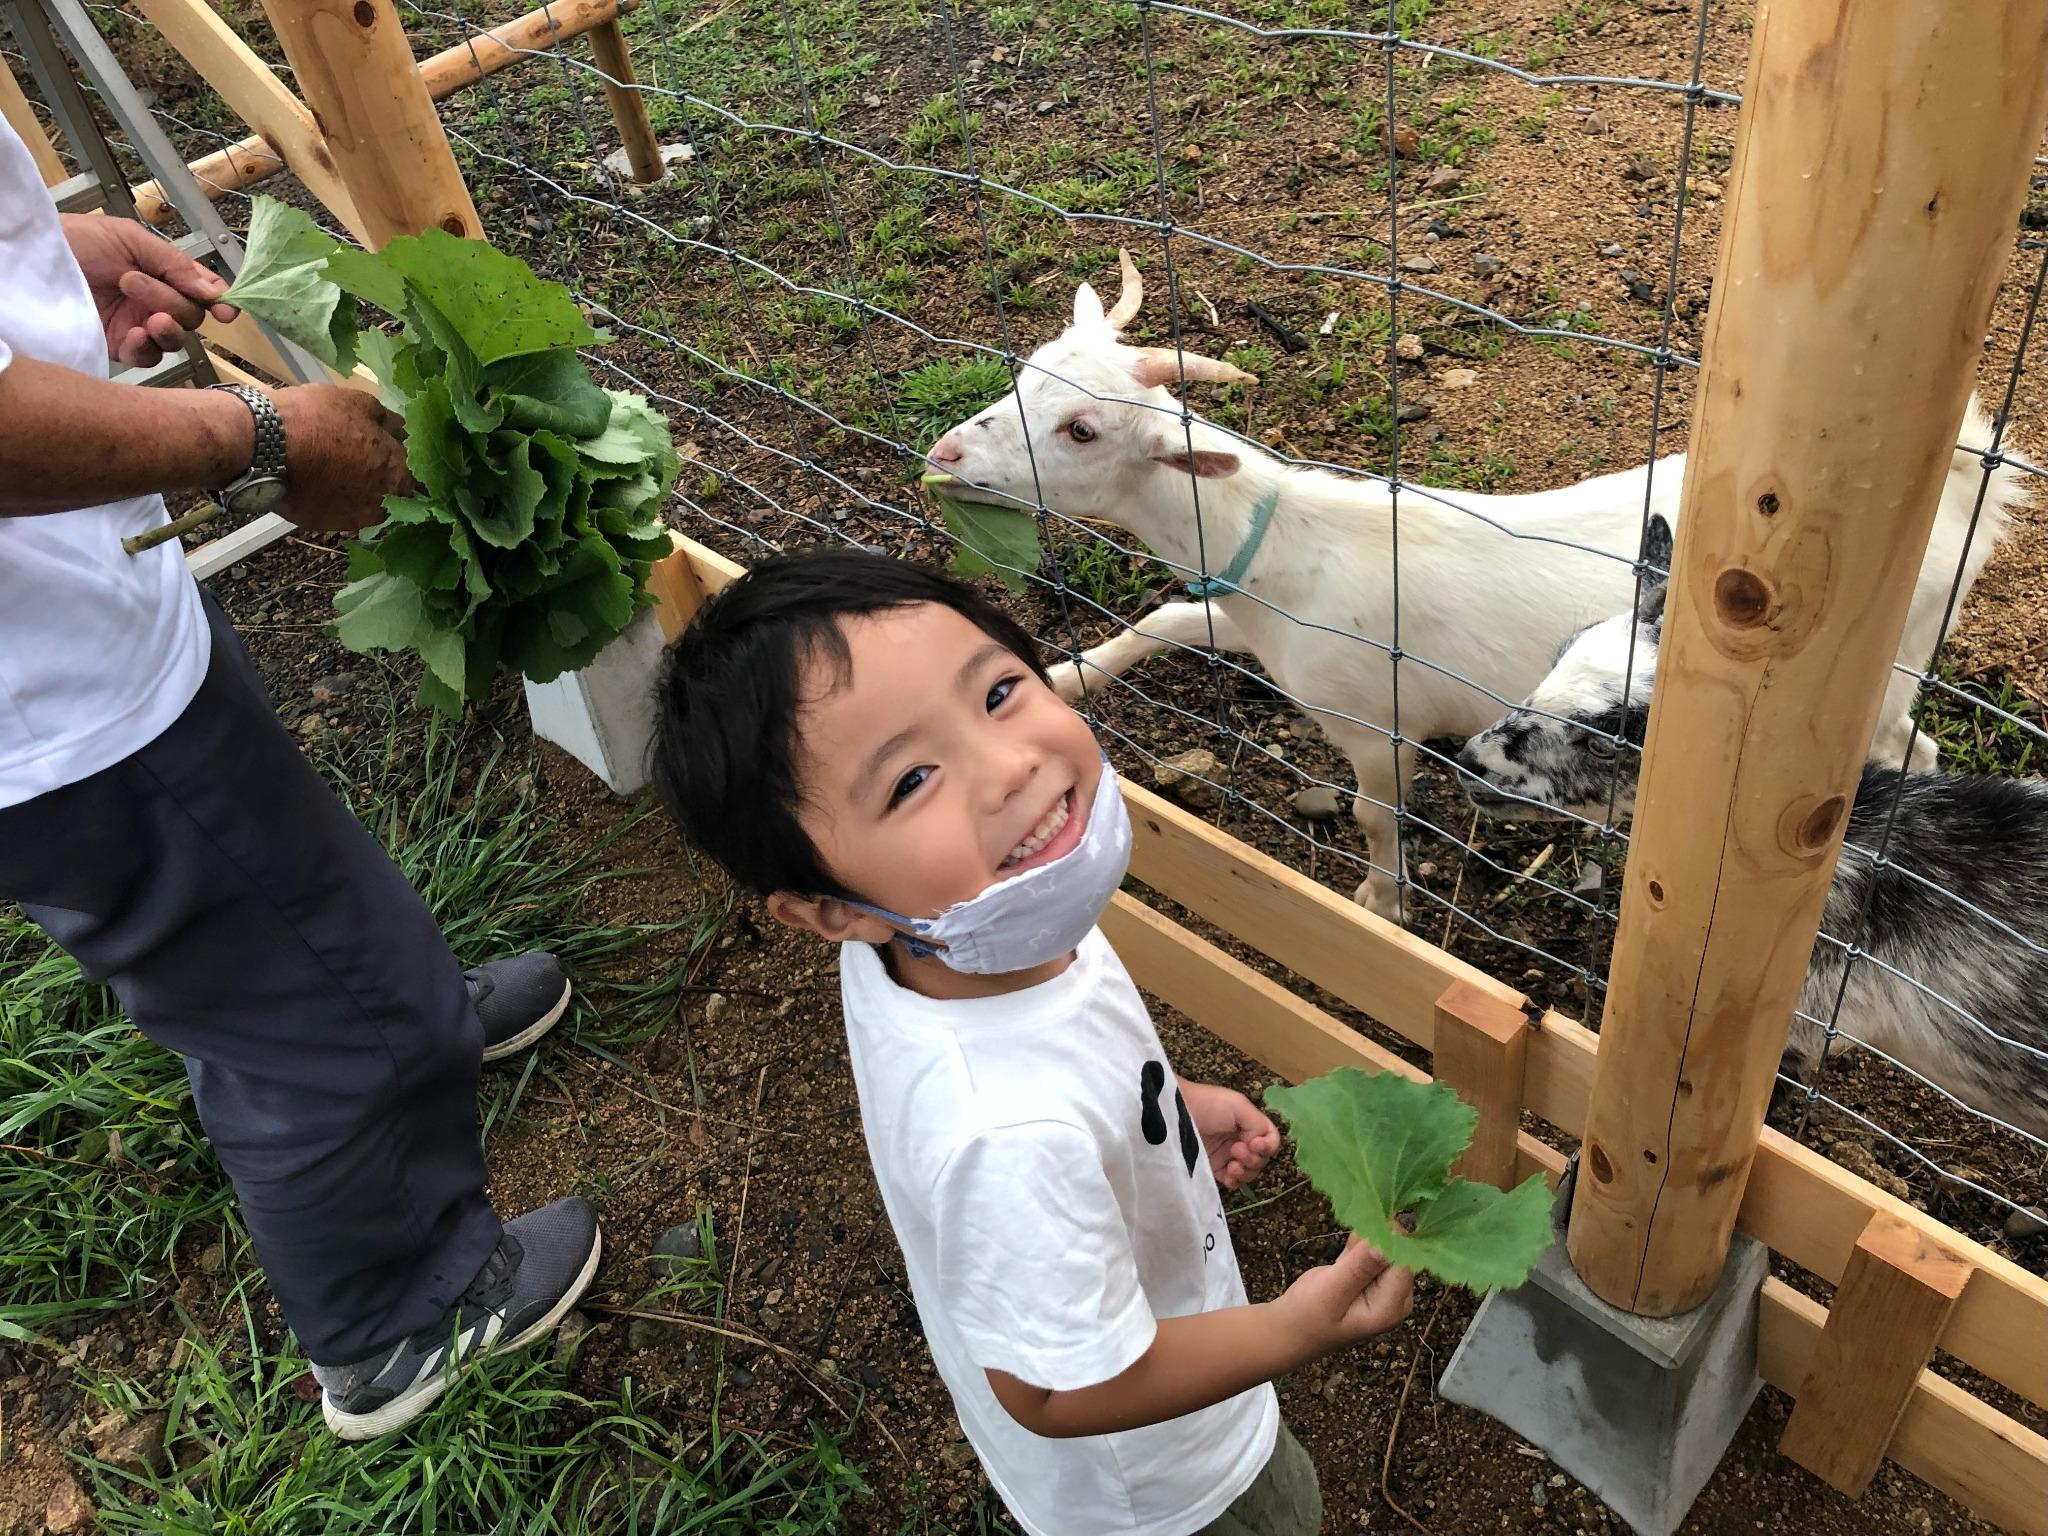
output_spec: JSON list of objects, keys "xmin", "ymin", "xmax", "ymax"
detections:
[{"xmin": 767, "ymin": 600, "xmax": 1105, "ymax": 991}]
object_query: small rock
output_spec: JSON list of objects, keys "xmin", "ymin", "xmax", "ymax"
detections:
[
  {"xmin": 1309, "ymin": 141, "xmax": 1341, "ymax": 162},
  {"xmin": 1396, "ymin": 399, "xmax": 1433, "ymax": 424},
  {"xmin": 1386, "ymin": 123, "xmax": 1420, "ymax": 158},
  {"xmin": 1471, "ymin": 252, "xmax": 1504, "ymax": 278},
  {"xmin": 2004, "ymin": 1205, "xmax": 2048, "ymax": 1240},
  {"xmin": 1319, "ymin": 1367, "xmax": 1348, "ymax": 1400},
  {"xmin": 1439, "ymin": 367, "xmax": 1478, "ymax": 390},
  {"xmin": 861, "ymin": 93, "xmax": 882, "ymax": 108},
  {"xmin": 44, "ymin": 1474, "xmax": 91, "ymax": 1535},
  {"xmin": 858, "ymin": 1363, "xmax": 886, "ymax": 1390},
  {"xmin": 1622, "ymin": 156, "xmax": 1656, "ymax": 182},
  {"xmin": 308, "ymin": 672, "xmax": 356, "ymax": 706},
  {"xmin": 553, "ymin": 1309, "xmax": 594, "ymax": 1367},
  {"xmin": 1694, "ymin": 178, "xmax": 1723, "ymax": 200},
  {"xmin": 90, "ymin": 1410, "xmax": 169, "ymax": 1476},
  {"xmin": 1573, "ymin": 862, "xmax": 1604, "ymax": 897},
  {"xmin": 626, "ymin": 1317, "xmax": 672, "ymax": 1353},
  {"xmin": 1291, "ymin": 786, "xmax": 1345, "ymax": 822},
  {"xmin": 1532, "ymin": 1481, "xmax": 1549, "ymax": 1511},
  {"xmin": 1599, "ymin": 242, "xmax": 1625, "ymax": 258},
  {"xmin": 1423, "ymin": 165, "xmax": 1461, "ymax": 192},
  {"xmin": 941, "ymin": 1440, "xmax": 980, "ymax": 1469},
  {"xmin": 1394, "ymin": 333, "xmax": 1425, "ymax": 361},
  {"xmin": 1619, "ymin": 269, "xmax": 1658, "ymax": 304},
  {"xmin": 989, "ymin": 45, "xmax": 1010, "ymax": 63},
  {"xmin": 1180, "ymin": 142, "xmax": 1203, "ymax": 164},
  {"xmin": 1153, "ymin": 748, "xmax": 1223, "ymax": 810},
  {"xmin": 817, "ymin": 1357, "xmax": 839, "ymax": 1380},
  {"xmin": 1398, "ymin": 253, "xmax": 1441, "ymax": 274},
  {"xmin": 650, "ymin": 1222, "xmax": 704, "ymax": 1277},
  {"xmin": 1828, "ymin": 1140, "xmax": 1911, "ymax": 1201},
  {"xmin": 1286, "ymin": 715, "xmax": 1317, "ymax": 741},
  {"xmin": 1581, "ymin": 112, "xmax": 1608, "ymax": 136},
  {"xmin": 726, "ymin": 1364, "xmax": 755, "ymax": 1390},
  {"xmin": 295, "ymin": 714, "xmax": 325, "ymax": 739},
  {"xmin": 1425, "ymin": 218, "xmax": 1461, "ymax": 239},
  {"xmin": 198, "ymin": 1242, "xmax": 226, "ymax": 1275},
  {"xmin": 1035, "ymin": 99, "xmax": 1055, "ymax": 116},
  {"xmin": 704, "ymin": 993, "xmax": 729, "ymax": 1025},
  {"xmin": 756, "ymin": 1306, "xmax": 783, "ymax": 1336}
]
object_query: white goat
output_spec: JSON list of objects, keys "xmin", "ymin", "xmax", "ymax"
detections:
[{"xmin": 927, "ymin": 252, "xmax": 1993, "ymax": 920}]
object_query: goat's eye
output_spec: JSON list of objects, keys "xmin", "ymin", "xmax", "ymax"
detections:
[
  {"xmin": 1586, "ymin": 736, "xmax": 1619, "ymax": 761},
  {"xmin": 1066, "ymin": 420, "xmax": 1095, "ymax": 443}
]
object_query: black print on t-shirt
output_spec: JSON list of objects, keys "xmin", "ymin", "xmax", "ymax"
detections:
[{"xmin": 1139, "ymin": 1059, "xmax": 1200, "ymax": 1178}]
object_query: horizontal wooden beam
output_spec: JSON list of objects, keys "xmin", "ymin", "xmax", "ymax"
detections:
[
  {"xmin": 1759, "ymin": 1278, "xmax": 2048, "ymax": 1536},
  {"xmin": 656, "ymin": 534, "xmax": 2048, "ymax": 1416},
  {"xmin": 131, "ymin": 0, "xmax": 636, "ymax": 226},
  {"xmin": 126, "ymin": 0, "xmax": 367, "ymax": 243}
]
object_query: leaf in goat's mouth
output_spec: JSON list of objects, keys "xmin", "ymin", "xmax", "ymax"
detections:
[{"xmin": 921, "ymin": 471, "xmax": 1040, "ymax": 595}]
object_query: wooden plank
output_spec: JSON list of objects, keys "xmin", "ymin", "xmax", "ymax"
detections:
[
  {"xmin": 1759, "ymin": 1278, "xmax": 2048, "ymax": 1536},
  {"xmin": 126, "ymin": 0, "xmax": 368, "ymax": 244},
  {"xmin": 1433, "ymin": 980, "xmax": 1531, "ymax": 1191},
  {"xmin": 186, "ymin": 513, "xmax": 293, "ymax": 580},
  {"xmin": 259, "ymin": 0, "xmax": 481, "ymax": 248},
  {"xmin": 587, "ymin": 17, "xmax": 663, "ymax": 183},
  {"xmin": 647, "ymin": 539, "xmax": 711, "ymax": 641},
  {"xmin": 199, "ymin": 319, "xmax": 381, "ymax": 395},
  {"xmin": 661, "ymin": 532, "xmax": 2048, "ymax": 1415},
  {"xmin": 1779, "ymin": 1215, "xmax": 1974, "ymax": 1496},
  {"xmin": 1, "ymin": 60, "xmax": 66, "ymax": 185},
  {"xmin": 135, "ymin": 0, "xmax": 635, "ymax": 225}
]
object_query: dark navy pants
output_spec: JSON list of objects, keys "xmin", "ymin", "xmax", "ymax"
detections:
[{"xmin": 0, "ymin": 590, "xmax": 501, "ymax": 1365}]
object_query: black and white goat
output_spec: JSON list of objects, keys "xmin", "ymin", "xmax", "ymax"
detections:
[
  {"xmin": 927, "ymin": 252, "xmax": 2014, "ymax": 920},
  {"xmin": 1458, "ymin": 516, "xmax": 2048, "ymax": 1145}
]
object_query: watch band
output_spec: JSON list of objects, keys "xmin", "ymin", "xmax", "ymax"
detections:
[{"xmin": 208, "ymin": 382, "xmax": 287, "ymax": 489}]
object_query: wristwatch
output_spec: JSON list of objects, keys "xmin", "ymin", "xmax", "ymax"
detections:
[{"xmin": 208, "ymin": 383, "xmax": 289, "ymax": 515}]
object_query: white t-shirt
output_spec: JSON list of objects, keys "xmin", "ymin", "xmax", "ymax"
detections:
[
  {"xmin": 840, "ymin": 928, "xmax": 1279, "ymax": 1536},
  {"xmin": 0, "ymin": 121, "xmax": 209, "ymax": 809}
]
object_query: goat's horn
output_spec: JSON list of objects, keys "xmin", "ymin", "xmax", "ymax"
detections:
[
  {"xmin": 1130, "ymin": 348, "xmax": 1257, "ymax": 389},
  {"xmin": 1103, "ymin": 247, "xmax": 1144, "ymax": 331}
]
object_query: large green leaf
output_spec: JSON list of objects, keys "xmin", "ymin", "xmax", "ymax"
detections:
[
  {"xmin": 400, "ymin": 379, "xmax": 468, "ymax": 501},
  {"xmin": 926, "ymin": 478, "xmax": 1039, "ymax": 595},
  {"xmin": 487, "ymin": 352, "xmax": 613, "ymax": 438},
  {"xmin": 220, "ymin": 199, "xmax": 356, "ymax": 370},
  {"xmin": 354, "ymin": 329, "xmax": 412, "ymax": 413},
  {"xmin": 377, "ymin": 228, "xmax": 600, "ymax": 366},
  {"xmin": 1263, "ymin": 1069, "xmax": 1553, "ymax": 1293},
  {"xmin": 331, "ymin": 572, "xmax": 429, "ymax": 654},
  {"xmin": 323, "ymin": 244, "xmax": 409, "ymax": 318}
]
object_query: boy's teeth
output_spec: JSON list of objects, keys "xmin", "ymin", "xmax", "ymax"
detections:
[{"xmin": 1006, "ymin": 795, "xmax": 1070, "ymax": 864}]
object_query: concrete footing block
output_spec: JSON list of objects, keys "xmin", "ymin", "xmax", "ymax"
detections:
[
  {"xmin": 524, "ymin": 607, "xmax": 666, "ymax": 796},
  {"xmin": 1437, "ymin": 1163, "xmax": 1767, "ymax": 1536}
]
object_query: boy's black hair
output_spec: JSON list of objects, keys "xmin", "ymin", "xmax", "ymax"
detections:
[{"xmin": 652, "ymin": 547, "xmax": 1050, "ymax": 899}]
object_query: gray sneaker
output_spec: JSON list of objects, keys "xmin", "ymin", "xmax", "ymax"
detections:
[
  {"xmin": 315, "ymin": 1196, "xmax": 602, "ymax": 1440},
  {"xmin": 468, "ymin": 951, "xmax": 572, "ymax": 1062}
]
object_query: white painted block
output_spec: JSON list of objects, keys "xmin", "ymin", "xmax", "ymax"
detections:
[{"xmin": 524, "ymin": 607, "xmax": 667, "ymax": 795}]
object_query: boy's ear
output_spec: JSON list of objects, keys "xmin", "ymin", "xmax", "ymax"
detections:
[{"xmin": 766, "ymin": 891, "xmax": 900, "ymax": 946}]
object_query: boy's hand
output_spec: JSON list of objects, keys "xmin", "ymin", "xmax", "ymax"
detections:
[
  {"xmin": 1180, "ymin": 1080, "xmax": 1281, "ymax": 1190},
  {"xmin": 1276, "ymin": 1236, "xmax": 1415, "ymax": 1352}
]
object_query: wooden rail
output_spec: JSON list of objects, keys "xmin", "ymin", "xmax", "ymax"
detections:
[
  {"xmin": 645, "ymin": 530, "xmax": 2048, "ymax": 1532},
  {"xmin": 131, "ymin": 0, "xmax": 639, "ymax": 226}
]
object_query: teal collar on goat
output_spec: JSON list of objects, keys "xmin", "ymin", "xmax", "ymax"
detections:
[{"xmin": 1184, "ymin": 487, "xmax": 1279, "ymax": 598}]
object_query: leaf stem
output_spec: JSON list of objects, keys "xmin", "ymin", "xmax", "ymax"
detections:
[{"xmin": 123, "ymin": 500, "xmax": 224, "ymax": 555}]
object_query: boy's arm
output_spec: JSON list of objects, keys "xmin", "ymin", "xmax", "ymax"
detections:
[{"xmin": 987, "ymin": 1237, "xmax": 1413, "ymax": 1439}]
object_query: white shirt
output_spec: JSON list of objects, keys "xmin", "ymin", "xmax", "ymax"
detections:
[
  {"xmin": 0, "ymin": 121, "xmax": 209, "ymax": 809},
  {"xmin": 841, "ymin": 928, "xmax": 1278, "ymax": 1536}
]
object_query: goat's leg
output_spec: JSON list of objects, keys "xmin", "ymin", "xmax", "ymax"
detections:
[
  {"xmin": 1872, "ymin": 673, "xmax": 1941, "ymax": 773},
  {"xmin": 1047, "ymin": 600, "xmax": 1250, "ymax": 704},
  {"xmin": 1336, "ymin": 739, "xmax": 1416, "ymax": 924}
]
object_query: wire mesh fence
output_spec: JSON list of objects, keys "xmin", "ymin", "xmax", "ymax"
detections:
[{"xmin": 9, "ymin": 0, "xmax": 2045, "ymax": 1257}]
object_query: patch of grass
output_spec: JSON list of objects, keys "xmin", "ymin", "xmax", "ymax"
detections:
[
  {"xmin": 1921, "ymin": 664, "xmax": 2043, "ymax": 775},
  {"xmin": 84, "ymin": 1285, "xmax": 870, "ymax": 1534},
  {"xmin": 893, "ymin": 356, "xmax": 1015, "ymax": 452},
  {"xmin": 1050, "ymin": 539, "xmax": 1176, "ymax": 614}
]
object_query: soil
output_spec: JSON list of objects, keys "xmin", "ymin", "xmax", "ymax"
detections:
[{"xmin": 9, "ymin": 0, "xmax": 2048, "ymax": 1531}]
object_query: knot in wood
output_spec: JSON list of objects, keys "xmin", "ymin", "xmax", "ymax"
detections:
[
  {"xmin": 1712, "ymin": 567, "xmax": 1773, "ymax": 628},
  {"xmin": 1796, "ymin": 794, "xmax": 1847, "ymax": 852},
  {"xmin": 440, "ymin": 214, "xmax": 469, "ymax": 235},
  {"xmin": 352, "ymin": 0, "xmax": 376, "ymax": 25},
  {"xmin": 1756, "ymin": 490, "xmax": 1781, "ymax": 517},
  {"xmin": 1588, "ymin": 1143, "xmax": 1615, "ymax": 1184}
]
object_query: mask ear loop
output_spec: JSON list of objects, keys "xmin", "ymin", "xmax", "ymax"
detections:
[{"xmin": 843, "ymin": 900, "xmax": 947, "ymax": 958}]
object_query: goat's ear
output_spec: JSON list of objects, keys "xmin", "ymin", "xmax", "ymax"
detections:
[
  {"xmin": 1641, "ymin": 513, "xmax": 1674, "ymax": 576},
  {"xmin": 1152, "ymin": 446, "xmax": 1242, "ymax": 479},
  {"xmin": 1072, "ymin": 281, "xmax": 1107, "ymax": 330},
  {"xmin": 1129, "ymin": 348, "xmax": 1258, "ymax": 390},
  {"xmin": 1638, "ymin": 578, "xmax": 1669, "ymax": 629}
]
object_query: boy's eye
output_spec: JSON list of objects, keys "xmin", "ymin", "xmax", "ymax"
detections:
[
  {"xmin": 986, "ymin": 676, "xmax": 1021, "ymax": 712},
  {"xmin": 889, "ymin": 766, "xmax": 931, "ymax": 807}
]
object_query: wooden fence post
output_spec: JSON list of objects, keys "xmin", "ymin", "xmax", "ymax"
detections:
[
  {"xmin": 588, "ymin": 17, "xmax": 662, "ymax": 183},
  {"xmin": 1564, "ymin": 0, "xmax": 2048, "ymax": 1317},
  {"xmin": 1432, "ymin": 981, "xmax": 1530, "ymax": 1191},
  {"xmin": 1, "ymin": 59, "xmax": 66, "ymax": 184},
  {"xmin": 256, "ymin": 0, "xmax": 481, "ymax": 246}
]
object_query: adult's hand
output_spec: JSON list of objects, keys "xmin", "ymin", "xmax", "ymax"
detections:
[
  {"xmin": 271, "ymin": 386, "xmax": 415, "ymax": 532},
  {"xmin": 60, "ymin": 215, "xmax": 238, "ymax": 369}
]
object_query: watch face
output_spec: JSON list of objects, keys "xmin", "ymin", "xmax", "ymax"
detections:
[{"xmin": 228, "ymin": 476, "xmax": 288, "ymax": 515}]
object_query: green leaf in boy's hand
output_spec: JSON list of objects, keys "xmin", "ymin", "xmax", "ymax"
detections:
[
  {"xmin": 220, "ymin": 199, "xmax": 357, "ymax": 370},
  {"xmin": 1263, "ymin": 1069, "xmax": 1554, "ymax": 1294},
  {"xmin": 377, "ymin": 227, "xmax": 600, "ymax": 366}
]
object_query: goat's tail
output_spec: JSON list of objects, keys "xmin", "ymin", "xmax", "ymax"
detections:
[{"xmin": 1942, "ymin": 390, "xmax": 2037, "ymax": 544}]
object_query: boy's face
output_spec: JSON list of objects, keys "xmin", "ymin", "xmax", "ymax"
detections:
[{"xmin": 773, "ymin": 602, "xmax": 1104, "ymax": 944}]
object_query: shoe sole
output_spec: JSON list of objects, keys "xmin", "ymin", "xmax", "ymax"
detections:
[
  {"xmin": 321, "ymin": 1221, "xmax": 603, "ymax": 1442},
  {"xmin": 480, "ymin": 978, "xmax": 573, "ymax": 1063}
]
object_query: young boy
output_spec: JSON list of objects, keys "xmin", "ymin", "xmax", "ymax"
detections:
[{"xmin": 653, "ymin": 550, "xmax": 1413, "ymax": 1536}]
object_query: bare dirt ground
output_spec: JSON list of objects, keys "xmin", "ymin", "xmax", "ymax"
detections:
[{"xmin": 6, "ymin": 0, "xmax": 2046, "ymax": 1531}]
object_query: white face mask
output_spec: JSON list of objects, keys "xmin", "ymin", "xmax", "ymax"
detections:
[{"xmin": 850, "ymin": 757, "xmax": 1132, "ymax": 975}]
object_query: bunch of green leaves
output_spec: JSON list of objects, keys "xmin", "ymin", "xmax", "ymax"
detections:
[
  {"xmin": 1264, "ymin": 1068, "xmax": 1553, "ymax": 1292},
  {"xmin": 221, "ymin": 198, "xmax": 680, "ymax": 713},
  {"xmin": 921, "ymin": 472, "xmax": 1041, "ymax": 594}
]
